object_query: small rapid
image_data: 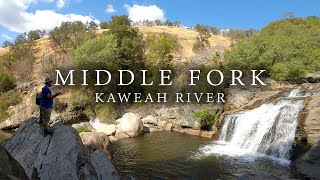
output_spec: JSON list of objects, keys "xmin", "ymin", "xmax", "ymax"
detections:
[{"xmin": 194, "ymin": 89, "xmax": 308, "ymax": 164}]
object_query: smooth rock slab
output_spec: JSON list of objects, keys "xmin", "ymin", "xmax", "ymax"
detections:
[
  {"xmin": 0, "ymin": 146, "xmax": 29, "ymax": 180},
  {"xmin": 80, "ymin": 132, "xmax": 113, "ymax": 160},
  {"xmin": 294, "ymin": 139, "xmax": 320, "ymax": 179},
  {"xmin": 1, "ymin": 118, "xmax": 119, "ymax": 180}
]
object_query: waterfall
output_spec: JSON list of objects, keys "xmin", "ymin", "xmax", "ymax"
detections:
[
  {"xmin": 196, "ymin": 89, "xmax": 306, "ymax": 162},
  {"xmin": 220, "ymin": 99, "xmax": 303, "ymax": 159}
]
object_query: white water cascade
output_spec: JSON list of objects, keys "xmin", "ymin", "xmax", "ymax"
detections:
[{"xmin": 196, "ymin": 90, "xmax": 306, "ymax": 162}]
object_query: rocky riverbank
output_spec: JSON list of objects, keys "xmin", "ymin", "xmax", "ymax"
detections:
[
  {"xmin": 0, "ymin": 78, "xmax": 320, "ymax": 179},
  {"xmin": 0, "ymin": 118, "xmax": 119, "ymax": 180}
]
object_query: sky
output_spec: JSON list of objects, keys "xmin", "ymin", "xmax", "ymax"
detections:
[{"xmin": 0, "ymin": 0, "xmax": 319, "ymax": 44}]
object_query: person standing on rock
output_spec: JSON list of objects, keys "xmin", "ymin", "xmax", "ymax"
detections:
[{"xmin": 39, "ymin": 77, "xmax": 61, "ymax": 135}]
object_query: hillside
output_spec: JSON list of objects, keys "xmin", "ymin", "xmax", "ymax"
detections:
[
  {"xmin": 99, "ymin": 26, "xmax": 231, "ymax": 60},
  {"xmin": 0, "ymin": 26, "xmax": 231, "ymax": 85},
  {"xmin": 0, "ymin": 26, "xmax": 232, "ymax": 124},
  {"xmin": 137, "ymin": 26, "xmax": 231, "ymax": 59}
]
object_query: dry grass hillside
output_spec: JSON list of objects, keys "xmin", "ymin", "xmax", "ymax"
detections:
[
  {"xmin": 138, "ymin": 26, "xmax": 231, "ymax": 59},
  {"xmin": 0, "ymin": 47, "xmax": 9, "ymax": 55},
  {"xmin": 0, "ymin": 26, "xmax": 231, "ymax": 86},
  {"xmin": 0, "ymin": 26, "xmax": 231, "ymax": 124},
  {"xmin": 98, "ymin": 26, "xmax": 231, "ymax": 60}
]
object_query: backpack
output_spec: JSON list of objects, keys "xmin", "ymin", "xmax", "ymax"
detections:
[{"xmin": 36, "ymin": 92, "xmax": 42, "ymax": 105}]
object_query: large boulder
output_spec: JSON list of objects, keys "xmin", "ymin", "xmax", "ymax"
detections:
[
  {"xmin": 90, "ymin": 121, "xmax": 117, "ymax": 136},
  {"xmin": 0, "ymin": 146, "xmax": 29, "ymax": 180},
  {"xmin": 115, "ymin": 113, "xmax": 143, "ymax": 139},
  {"xmin": 1, "ymin": 118, "xmax": 119, "ymax": 180},
  {"xmin": 294, "ymin": 139, "xmax": 320, "ymax": 179},
  {"xmin": 80, "ymin": 132, "xmax": 113, "ymax": 160}
]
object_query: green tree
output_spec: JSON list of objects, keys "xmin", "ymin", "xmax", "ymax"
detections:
[
  {"xmin": 100, "ymin": 21, "xmax": 109, "ymax": 29},
  {"xmin": 87, "ymin": 21, "xmax": 98, "ymax": 30},
  {"xmin": 226, "ymin": 29, "xmax": 247, "ymax": 40},
  {"xmin": 49, "ymin": 21, "xmax": 96, "ymax": 52},
  {"xmin": 107, "ymin": 15, "xmax": 145, "ymax": 69},
  {"xmin": 2, "ymin": 41, "xmax": 13, "ymax": 48},
  {"xmin": 0, "ymin": 70, "xmax": 15, "ymax": 93},
  {"xmin": 28, "ymin": 29, "xmax": 46, "ymax": 41},
  {"xmin": 73, "ymin": 34, "xmax": 118, "ymax": 68},
  {"xmin": 14, "ymin": 33, "xmax": 28, "ymax": 45},
  {"xmin": 193, "ymin": 24, "xmax": 211, "ymax": 52},
  {"xmin": 146, "ymin": 32, "xmax": 181, "ymax": 70},
  {"xmin": 225, "ymin": 17, "xmax": 320, "ymax": 80},
  {"xmin": 210, "ymin": 26, "xmax": 219, "ymax": 35},
  {"xmin": 154, "ymin": 19, "xmax": 163, "ymax": 26}
]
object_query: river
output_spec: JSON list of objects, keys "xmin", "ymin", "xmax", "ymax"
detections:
[
  {"xmin": 112, "ymin": 131, "xmax": 293, "ymax": 179},
  {"xmin": 112, "ymin": 89, "xmax": 310, "ymax": 179}
]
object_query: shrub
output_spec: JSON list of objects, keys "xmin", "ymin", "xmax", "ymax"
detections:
[
  {"xmin": 2, "ymin": 41, "xmax": 13, "ymax": 48},
  {"xmin": 193, "ymin": 109, "xmax": 217, "ymax": 130},
  {"xmin": 1, "ymin": 90, "xmax": 21, "ymax": 107},
  {"xmin": 0, "ymin": 100, "xmax": 8, "ymax": 122},
  {"xmin": 146, "ymin": 32, "xmax": 181, "ymax": 70},
  {"xmin": 193, "ymin": 24, "xmax": 211, "ymax": 52},
  {"xmin": 67, "ymin": 90, "xmax": 95, "ymax": 118},
  {"xmin": 96, "ymin": 103, "xmax": 117, "ymax": 124},
  {"xmin": 225, "ymin": 17, "xmax": 320, "ymax": 81},
  {"xmin": 73, "ymin": 34, "xmax": 118, "ymax": 68},
  {"xmin": 0, "ymin": 90, "xmax": 21, "ymax": 122},
  {"xmin": 100, "ymin": 21, "xmax": 109, "ymax": 29},
  {"xmin": 49, "ymin": 21, "xmax": 96, "ymax": 52},
  {"xmin": 76, "ymin": 126, "xmax": 92, "ymax": 133},
  {"xmin": 0, "ymin": 71, "xmax": 15, "ymax": 93}
]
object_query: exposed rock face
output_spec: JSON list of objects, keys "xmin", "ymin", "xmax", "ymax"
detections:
[
  {"xmin": 0, "ymin": 100, "xmax": 87, "ymax": 130},
  {"xmin": 0, "ymin": 92, "xmax": 38, "ymax": 130},
  {"xmin": 303, "ymin": 72, "xmax": 320, "ymax": 83},
  {"xmin": 239, "ymin": 90, "xmax": 282, "ymax": 110},
  {"xmin": 59, "ymin": 109, "xmax": 88, "ymax": 125},
  {"xmin": 156, "ymin": 104, "xmax": 222, "ymax": 128},
  {"xmin": 80, "ymin": 132, "xmax": 113, "ymax": 160},
  {"xmin": 127, "ymin": 104, "xmax": 222, "ymax": 129},
  {"xmin": 115, "ymin": 113, "xmax": 144, "ymax": 139},
  {"xmin": 1, "ymin": 118, "xmax": 119, "ymax": 180},
  {"xmin": 225, "ymin": 88, "xmax": 254, "ymax": 110},
  {"xmin": 0, "ymin": 146, "xmax": 29, "ymax": 180},
  {"xmin": 141, "ymin": 115, "xmax": 158, "ymax": 125},
  {"xmin": 172, "ymin": 127, "xmax": 217, "ymax": 139},
  {"xmin": 294, "ymin": 139, "xmax": 320, "ymax": 179},
  {"xmin": 302, "ymin": 92, "xmax": 320, "ymax": 144}
]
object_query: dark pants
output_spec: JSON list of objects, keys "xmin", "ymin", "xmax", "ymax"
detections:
[{"xmin": 39, "ymin": 107, "xmax": 52, "ymax": 125}]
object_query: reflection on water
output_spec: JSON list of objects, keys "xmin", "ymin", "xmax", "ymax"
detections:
[{"xmin": 112, "ymin": 132, "xmax": 293, "ymax": 179}]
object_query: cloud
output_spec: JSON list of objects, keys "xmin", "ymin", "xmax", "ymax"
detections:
[
  {"xmin": 1, "ymin": 34, "xmax": 13, "ymax": 41},
  {"xmin": 124, "ymin": 4, "xmax": 166, "ymax": 22},
  {"xmin": 0, "ymin": 0, "xmax": 99, "ymax": 33},
  {"xmin": 105, "ymin": 4, "xmax": 116, "ymax": 13},
  {"xmin": 56, "ymin": 0, "xmax": 65, "ymax": 9}
]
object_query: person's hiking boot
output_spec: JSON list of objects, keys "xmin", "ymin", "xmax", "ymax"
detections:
[{"xmin": 44, "ymin": 128, "xmax": 53, "ymax": 136}]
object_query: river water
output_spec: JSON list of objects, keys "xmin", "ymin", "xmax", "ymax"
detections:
[
  {"xmin": 112, "ymin": 131, "xmax": 293, "ymax": 179},
  {"xmin": 112, "ymin": 89, "xmax": 312, "ymax": 179}
]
